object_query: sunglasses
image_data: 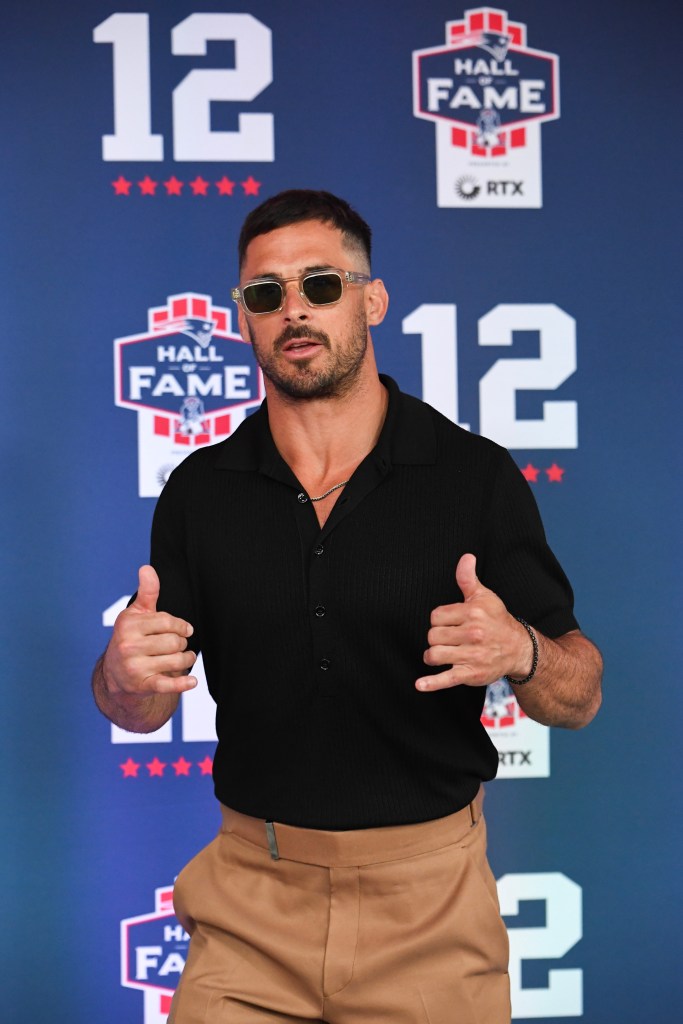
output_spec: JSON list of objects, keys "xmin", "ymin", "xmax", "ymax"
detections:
[{"xmin": 232, "ymin": 268, "xmax": 371, "ymax": 316}]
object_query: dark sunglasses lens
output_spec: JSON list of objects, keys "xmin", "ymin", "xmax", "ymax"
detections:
[
  {"xmin": 302, "ymin": 273, "xmax": 343, "ymax": 305},
  {"xmin": 243, "ymin": 281, "xmax": 283, "ymax": 313}
]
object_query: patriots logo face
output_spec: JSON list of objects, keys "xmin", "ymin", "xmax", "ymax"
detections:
[
  {"xmin": 477, "ymin": 31, "xmax": 511, "ymax": 63},
  {"xmin": 483, "ymin": 679, "xmax": 516, "ymax": 720},
  {"xmin": 178, "ymin": 396, "xmax": 206, "ymax": 435},
  {"xmin": 476, "ymin": 108, "xmax": 502, "ymax": 146},
  {"xmin": 154, "ymin": 317, "xmax": 216, "ymax": 348}
]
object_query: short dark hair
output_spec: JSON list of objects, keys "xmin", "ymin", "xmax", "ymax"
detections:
[{"xmin": 238, "ymin": 189, "xmax": 372, "ymax": 270}]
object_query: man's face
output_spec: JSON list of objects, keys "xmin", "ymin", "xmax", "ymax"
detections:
[{"xmin": 237, "ymin": 220, "xmax": 374, "ymax": 401}]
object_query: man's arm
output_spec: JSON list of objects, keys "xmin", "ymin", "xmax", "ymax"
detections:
[
  {"xmin": 509, "ymin": 628, "xmax": 602, "ymax": 729},
  {"xmin": 92, "ymin": 564, "xmax": 198, "ymax": 733},
  {"xmin": 416, "ymin": 553, "xmax": 602, "ymax": 729}
]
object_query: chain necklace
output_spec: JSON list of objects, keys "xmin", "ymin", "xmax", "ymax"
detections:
[{"xmin": 309, "ymin": 479, "xmax": 351, "ymax": 502}]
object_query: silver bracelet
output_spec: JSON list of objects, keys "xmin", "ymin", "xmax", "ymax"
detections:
[{"xmin": 505, "ymin": 617, "xmax": 539, "ymax": 685}]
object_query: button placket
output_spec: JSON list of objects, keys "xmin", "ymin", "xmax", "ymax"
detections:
[{"xmin": 310, "ymin": 533, "xmax": 334, "ymax": 680}]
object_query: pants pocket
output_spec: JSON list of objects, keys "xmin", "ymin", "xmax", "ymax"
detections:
[{"xmin": 173, "ymin": 837, "xmax": 219, "ymax": 936}]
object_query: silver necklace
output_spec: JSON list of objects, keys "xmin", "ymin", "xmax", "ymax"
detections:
[{"xmin": 309, "ymin": 479, "xmax": 350, "ymax": 502}]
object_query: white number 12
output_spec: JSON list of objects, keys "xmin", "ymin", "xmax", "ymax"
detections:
[
  {"xmin": 403, "ymin": 302, "xmax": 578, "ymax": 449},
  {"xmin": 93, "ymin": 13, "xmax": 274, "ymax": 162}
]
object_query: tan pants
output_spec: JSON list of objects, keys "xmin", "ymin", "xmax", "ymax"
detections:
[{"xmin": 170, "ymin": 795, "xmax": 510, "ymax": 1023}]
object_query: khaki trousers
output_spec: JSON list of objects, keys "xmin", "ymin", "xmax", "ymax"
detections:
[{"xmin": 170, "ymin": 794, "xmax": 510, "ymax": 1024}]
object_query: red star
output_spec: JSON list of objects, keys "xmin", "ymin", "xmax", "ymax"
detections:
[
  {"xmin": 241, "ymin": 176, "xmax": 261, "ymax": 196},
  {"xmin": 164, "ymin": 176, "xmax": 184, "ymax": 196},
  {"xmin": 138, "ymin": 176, "xmax": 158, "ymax": 196},
  {"xmin": 520, "ymin": 463, "xmax": 540, "ymax": 483},
  {"xmin": 172, "ymin": 756, "xmax": 192, "ymax": 776},
  {"xmin": 545, "ymin": 463, "xmax": 565, "ymax": 483},
  {"xmin": 119, "ymin": 757, "xmax": 140, "ymax": 778},
  {"xmin": 112, "ymin": 175, "xmax": 132, "ymax": 196},
  {"xmin": 197, "ymin": 755, "xmax": 213, "ymax": 776},
  {"xmin": 189, "ymin": 175, "xmax": 210, "ymax": 196},
  {"xmin": 146, "ymin": 756, "xmax": 167, "ymax": 777},
  {"xmin": 215, "ymin": 176, "xmax": 235, "ymax": 196}
]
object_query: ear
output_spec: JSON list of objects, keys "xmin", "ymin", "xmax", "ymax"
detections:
[{"xmin": 365, "ymin": 278, "xmax": 389, "ymax": 327}]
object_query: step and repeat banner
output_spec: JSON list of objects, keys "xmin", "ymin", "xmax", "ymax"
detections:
[{"xmin": 2, "ymin": 2, "xmax": 681, "ymax": 1022}]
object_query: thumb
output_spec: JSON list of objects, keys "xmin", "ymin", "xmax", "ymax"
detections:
[
  {"xmin": 456, "ymin": 553, "xmax": 481, "ymax": 601},
  {"xmin": 135, "ymin": 564, "xmax": 160, "ymax": 613}
]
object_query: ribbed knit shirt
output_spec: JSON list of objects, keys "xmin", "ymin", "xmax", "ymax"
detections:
[{"xmin": 150, "ymin": 375, "xmax": 578, "ymax": 829}]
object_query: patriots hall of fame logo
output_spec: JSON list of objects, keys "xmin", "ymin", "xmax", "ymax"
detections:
[
  {"xmin": 114, "ymin": 292, "xmax": 264, "ymax": 497},
  {"xmin": 412, "ymin": 6, "xmax": 560, "ymax": 208},
  {"xmin": 482, "ymin": 680, "xmax": 549, "ymax": 777},
  {"xmin": 121, "ymin": 886, "xmax": 188, "ymax": 1024}
]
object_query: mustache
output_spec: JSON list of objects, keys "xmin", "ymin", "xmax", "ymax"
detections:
[{"xmin": 274, "ymin": 325, "xmax": 331, "ymax": 352}]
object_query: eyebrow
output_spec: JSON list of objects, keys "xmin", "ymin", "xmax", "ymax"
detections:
[{"xmin": 246, "ymin": 264, "xmax": 335, "ymax": 282}]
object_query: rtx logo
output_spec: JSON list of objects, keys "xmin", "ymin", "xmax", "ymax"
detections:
[{"xmin": 487, "ymin": 180, "xmax": 523, "ymax": 195}]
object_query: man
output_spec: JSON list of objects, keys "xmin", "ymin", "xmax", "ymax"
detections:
[{"xmin": 93, "ymin": 190, "xmax": 602, "ymax": 1023}]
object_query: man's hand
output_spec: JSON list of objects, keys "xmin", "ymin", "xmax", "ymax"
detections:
[
  {"xmin": 92, "ymin": 565, "xmax": 198, "ymax": 734},
  {"xmin": 415, "ymin": 553, "xmax": 603, "ymax": 729},
  {"xmin": 416, "ymin": 553, "xmax": 532, "ymax": 692},
  {"xmin": 102, "ymin": 565, "xmax": 198, "ymax": 698}
]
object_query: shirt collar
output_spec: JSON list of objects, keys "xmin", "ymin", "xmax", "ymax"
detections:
[{"xmin": 214, "ymin": 373, "xmax": 437, "ymax": 478}]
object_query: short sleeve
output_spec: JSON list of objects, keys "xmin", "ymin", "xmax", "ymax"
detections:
[
  {"xmin": 477, "ymin": 448, "xmax": 580, "ymax": 639},
  {"xmin": 148, "ymin": 466, "xmax": 202, "ymax": 654}
]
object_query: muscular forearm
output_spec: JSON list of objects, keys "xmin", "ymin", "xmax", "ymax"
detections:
[
  {"xmin": 92, "ymin": 653, "xmax": 179, "ymax": 734},
  {"xmin": 511, "ymin": 629, "xmax": 602, "ymax": 729}
]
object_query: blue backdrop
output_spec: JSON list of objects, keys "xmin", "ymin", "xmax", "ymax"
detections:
[{"xmin": 2, "ymin": 1, "xmax": 681, "ymax": 1021}]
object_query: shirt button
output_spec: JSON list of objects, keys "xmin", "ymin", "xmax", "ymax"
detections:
[
  {"xmin": 320, "ymin": 658, "xmax": 331, "ymax": 671},
  {"xmin": 297, "ymin": 492, "xmax": 308, "ymax": 503},
  {"xmin": 314, "ymin": 544, "xmax": 324, "ymax": 556},
  {"xmin": 315, "ymin": 605, "xmax": 326, "ymax": 618}
]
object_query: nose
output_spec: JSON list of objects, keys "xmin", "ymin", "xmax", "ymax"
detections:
[{"xmin": 281, "ymin": 280, "xmax": 309, "ymax": 321}]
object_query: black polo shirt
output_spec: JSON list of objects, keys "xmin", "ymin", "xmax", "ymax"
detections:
[{"xmin": 151, "ymin": 375, "xmax": 578, "ymax": 829}]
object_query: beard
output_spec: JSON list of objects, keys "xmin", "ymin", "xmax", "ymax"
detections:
[{"xmin": 245, "ymin": 310, "xmax": 369, "ymax": 401}]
